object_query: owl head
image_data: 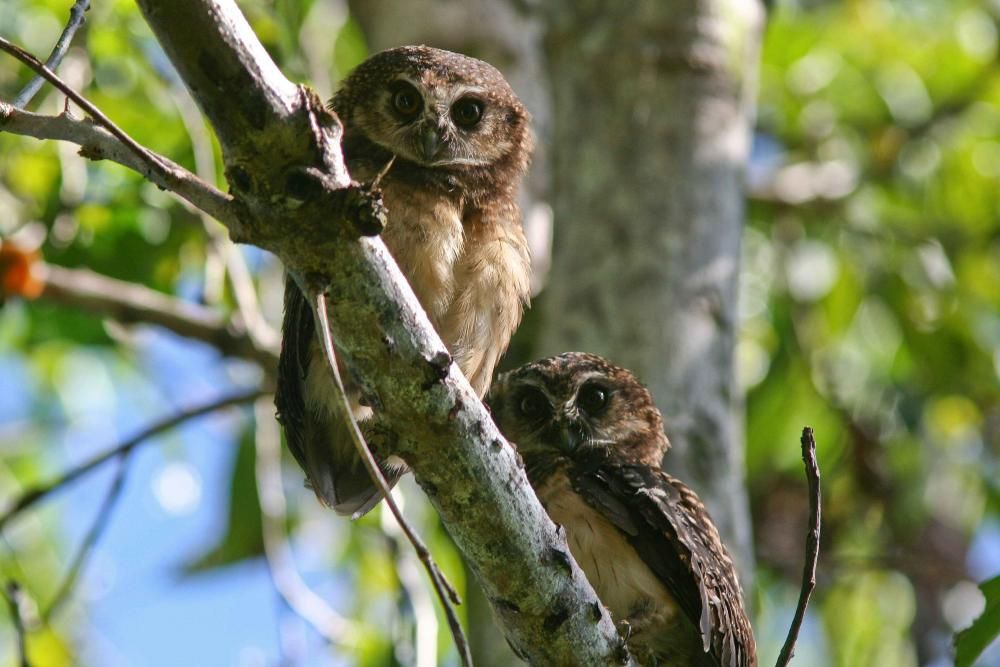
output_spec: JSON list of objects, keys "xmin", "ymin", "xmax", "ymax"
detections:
[
  {"xmin": 488, "ymin": 353, "xmax": 670, "ymax": 467},
  {"xmin": 332, "ymin": 45, "xmax": 531, "ymax": 172}
]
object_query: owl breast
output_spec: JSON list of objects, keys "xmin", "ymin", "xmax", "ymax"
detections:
[
  {"xmin": 536, "ymin": 471, "xmax": 679, "ymax": 622},
  {"xmin": 378, "ymin": 180, "xmax": 465, "ymax": 324},
  {"xmin": 535, "ymin": 470, "xmax": 709, "ymax": 664}
]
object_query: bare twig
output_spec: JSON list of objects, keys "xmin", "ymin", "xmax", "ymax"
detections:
[
  {"xmin": 775, "ymin": 427, "xmax": 822, "ymax": 667},
  {"xmin": 0, "ymin": 105, "xmax": 237, "ymax": 228},
  {"xmin": 310, "ymin": 289, "xmax": 473, "ymax": 667},
  {"xmin": 3, "ymin": 582, "xmax": 33, "ymax": 667},
  {"xmin": 252, "ymin": 397, "xmax": 360, "ymax": 647},
  {"xmin": 0, "ymin": 37, "xmax": 165, "ymax": 174},
  {"xmin": 13, "ymin": 0, "xmax": 91, "ymax": 109},
  {"xmin": 371, "ymin": 155, "xmax": 397, "ymax": 190},
  {"xmin": 33, "ymin": 262, "xmax": 278, "ymax": 368},
  {"xmin": 169, "ymin": 81, "xmax": 278, "ymax": 350},
  {"xmin": 42, "ymin": 454, "xmax": 130, "ymax": 621},
  {"xmin": 0, "ymin": 389, "xmax": 264, "ymax": 531},
  {"xmin": 0, "ymin": 37, "xmax": 240, "ymax": 235}
]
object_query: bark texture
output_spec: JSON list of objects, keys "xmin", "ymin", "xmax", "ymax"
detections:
[
  {"xmin": 346, "ymin": 5, "xmax": 550, "ymax": 663},
  {"xmin": 539, "ymin": 0, "xmax": 765, "ymax": 578}
]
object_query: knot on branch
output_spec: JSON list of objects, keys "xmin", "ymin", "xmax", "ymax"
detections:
[
  {"xmin": 283, "ymin": 166, "xmax": 387, "ymax": 237},
  {"xmin": 341, "ymin": 182, "xmax": 387, "ymax": 237}
]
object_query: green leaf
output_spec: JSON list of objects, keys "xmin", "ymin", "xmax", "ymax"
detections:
[
  {"xmin": 955, "ymin": 575, "xmax": 1000, "ymax": 667},
  {"xmin": 183, "ymin": 426, "xmax": 264, "ymax": 573}
]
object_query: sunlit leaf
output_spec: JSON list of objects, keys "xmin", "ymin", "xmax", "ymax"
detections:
[{"xmin": 955, "ymin": 575, "xmax": 1000, "ymax": 667}]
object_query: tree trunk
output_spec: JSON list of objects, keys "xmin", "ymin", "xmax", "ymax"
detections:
[{"xmin": 538, "ymin": 0, "xmax": 764, "ymax": 579}]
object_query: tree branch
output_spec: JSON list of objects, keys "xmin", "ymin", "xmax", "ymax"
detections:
[
  {"xmin": 127, "ymin": 0, "xmax": 633, "ymax": 662},
  {"xmin": 311, "ymin": 289, "xmax": 471, "ymax": 666},
  {"xmin": 12, "ymin": 0, "xmax": 90, "ymax": 109},
  {"xmin": 0, "ymin": 389, "xmax": 264, "ymax": 531},
  {"xmin": 0, "ymin": 1, "xmax": 633, "ymax": 661},
  {"xmin": 32, "ymin": 262, "xmax": 278, "ymax": 368},
  {"xmin": 43, "ymin": 454, "xmax": 130, "ymax": 621},
  {"xmin": 0, "ymin": 37, "xmax": 245, "ymax": 240},
  {"xmin": 0, "ymin": 104, "xmax": 237, "ymax": 229},
  {"xmin": 775, "ymin": 427, "xmax": 822, "ymax": 667}
]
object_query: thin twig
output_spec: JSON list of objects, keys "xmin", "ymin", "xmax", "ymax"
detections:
[
  {"xmin": 775, "ymin": 427, "xmax": 822, "ymax": 667},
  {"xmin": 42, "ymin": 453, "xmax": 130, "ymax": 621},
  {"xmin": 0, "ymin": 389, "xmax": 264, "ymax": 531},
  {"xmin": 371, "ymin": 155, "xmax": 397, "ymax": 190},
  {"xmin": 3, "ymin": 581, "xmax": 33, "ymax": 667},
  {"xmin": 13, "ymin": 0, "xmax": 91, "ymax": 109},
  {"xmin": 0, "ymin": 37, "xmax": 166, "ymax": 174},
  {"xmin": 0, "ymin": 37, "xmax": 237, "ymax": 234},
  {"xmin": 310, "ymin": 289, "xmax": 473, "ymax": 667},
  {"xmin": 252, "ymin": 397, "xmax": 360, "ymax": 647},
  {"xmin": 0, "ymin": 105, "xmax": 237, "ymax": 228}
]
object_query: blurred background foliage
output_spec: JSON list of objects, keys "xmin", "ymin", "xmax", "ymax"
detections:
[{"xmin": 0, "ymin": 0, "xmax": 998, "ymax": 666}]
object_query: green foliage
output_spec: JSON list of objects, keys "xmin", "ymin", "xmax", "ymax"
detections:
[
  {"xmin": 184, "ymin": 426, "xmax": 264, "ymax": 573},
  {"xmin": 748, "ymin": 0, "xmax": 1000, "ymax": 664},
  {"xmin": 955, "ymin": 575, "xmax": 1000, "ymax": 667}
]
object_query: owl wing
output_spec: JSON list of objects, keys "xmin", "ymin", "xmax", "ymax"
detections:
[
  {"xmin": 275, "ymin": 275, "xmax": 314, "ymax": 475},
  {"xmin": 574, "ymin": 462, "xmax": 757, "ymax": 667}
]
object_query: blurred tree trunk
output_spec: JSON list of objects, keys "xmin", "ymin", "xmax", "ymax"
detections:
[
  {"xmin": 349, "ymin": 0, "xmax": 764, "ymax": 661},
  {"xmin": 538, "ymin": 0, "xmax": 764, "ymax": 581}
]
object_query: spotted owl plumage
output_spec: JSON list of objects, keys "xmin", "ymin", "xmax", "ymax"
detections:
[
  {"xmin": 276, "ymin": 46, "xmax": 532, "ymax": 517},
  {"xmin": 488, "ymin": 353, "xmax": 757, "ymax": 667}
]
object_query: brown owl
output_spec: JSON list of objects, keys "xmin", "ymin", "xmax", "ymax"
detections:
[
  {"xmin": 276, "ymin": 46, "xmax": 532, "ymax": 517},
  {"xmin": 488, "ymin": 353, "xmax": 757, "ymax": 667}
]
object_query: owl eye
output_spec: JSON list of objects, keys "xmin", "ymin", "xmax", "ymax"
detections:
[
  {"xmin": 517, "ymin": 388, "xmax": 550, "ymax": 420},
  {"xmin": 451, "ymin": 97, "xmax": 484, "ymax": 128},
  {"xmin": 391, "ymin": 82, "xmax": 422, "ymax": 118},
  {"xmin": 577, "ymin": 383, "xmax": 610, "ymax": 417}
]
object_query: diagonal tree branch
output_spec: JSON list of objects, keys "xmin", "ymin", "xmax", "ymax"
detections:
[
  {"xmin": 42, "ymin": 454, "xmax": 130, "ymax": 621},
  {"xmin": 311, "ymin": 289, "xmax": 471, "ymax": 666},
  {"xmin": 128, "ymin": 0, "xmax": 633, "ymax": 663},
  {"xmin": 31, "ymin": 261, "xmax": 278, "ymax": 368}
]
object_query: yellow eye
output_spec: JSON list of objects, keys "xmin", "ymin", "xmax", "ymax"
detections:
[
  {"xmin": 451, "ymin": 98, "xmax": 483, "ymax": 128},
  {"xmin": 391, "ymin": 82, "xmax": 422, "ymax": 118}
]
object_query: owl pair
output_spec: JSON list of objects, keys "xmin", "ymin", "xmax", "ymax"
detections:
[{"xmin": 276, "ymin": 46, "xmax": 756, "ymax": 666}]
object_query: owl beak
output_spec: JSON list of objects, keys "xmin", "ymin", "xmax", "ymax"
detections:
[
  {"xmin": 421, "ymin": 126, "xmax": 442, "ymax": 161},
  {"xmin": 558, "ymin": 423, "xmax": 584, "ymax": 454}
]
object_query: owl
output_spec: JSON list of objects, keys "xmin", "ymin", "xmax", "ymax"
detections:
[
  {"xmin": 276, "ymin": 46, "xmax": 532, "ymax": 517},
  {"xmin": 488, "ymin": 353, "xmax": 757, "ymax": 667}
]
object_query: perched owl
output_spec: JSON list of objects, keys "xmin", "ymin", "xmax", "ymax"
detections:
[
  {"xmin": 488, "ymin": 353, "xmax": 757, "ymax": 667},
  {"xmin": 276, "ymin": 46, "xmax": 532, "ymax": 517}
]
